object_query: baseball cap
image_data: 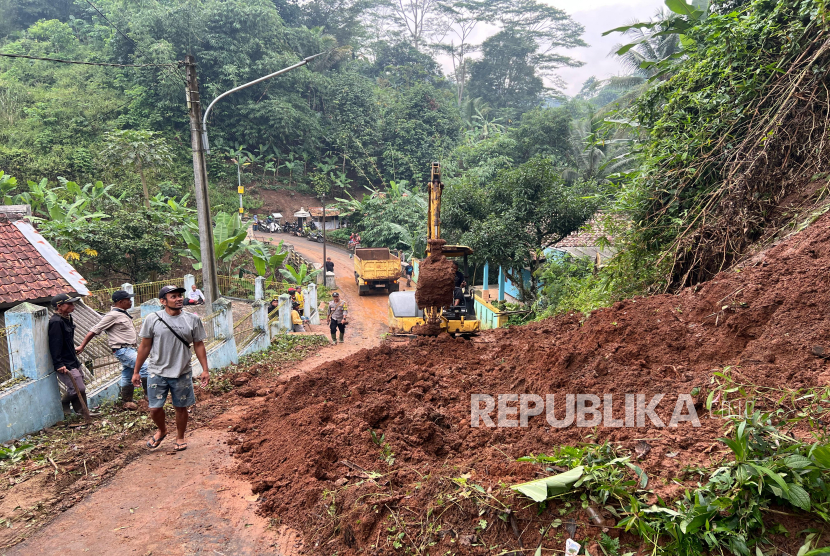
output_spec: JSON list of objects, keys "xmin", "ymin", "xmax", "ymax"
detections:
[
  {"xmin": 51, "ymin": 293, "xmax": 80, "ymax": 307},
  {"xmin": 158, "ymin": 285, "xmax": 187, "ymax": 299},
  {"xmin": 112, "ymin": 290, "xmax": 134, "ymax": 302}
]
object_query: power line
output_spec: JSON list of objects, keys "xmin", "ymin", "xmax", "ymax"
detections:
[
  {"xmin": 83, "ymin": 0, "xmax": 136, "ymax": 46},
  {"xmin": 0, "ymin": 52, "xmax": 179, "ymax": 68}
]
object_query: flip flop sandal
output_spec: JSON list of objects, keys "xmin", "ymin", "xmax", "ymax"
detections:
[
  {"xmin": 174, "ymin": 442, "xmax": 188, "ymax": 452},
  {"xmin": 146, "ymin": 432, "xmax": 167, "ymax": 449}
]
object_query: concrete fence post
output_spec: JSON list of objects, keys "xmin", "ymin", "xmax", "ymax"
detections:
[
  {"xmin": 255, "ymin": 276, "xmax": 265, "ymax": 301},
  {"xmin": 121, "ymin": 282, "xmax": 135, "ymax": 309},
  {"xmin": 253, "ymin": 299, "xmax": 268, "ymax": 334},
  {"xmin": 183, "ymin": 274, "xmax": 195, "ymax": 292},
  {"xmin": 1, "ymin": 303, "xmax": 64, "ymax": 441},
  {"xmin": 306, "ymin": 283, "xmax": 320, "ymax": 325},
  {"xmin": 140, "ymin": 298, "xmax": 162, "ymax": 318},
  {"xmin": 238, "ymin": 300, "xmax": 270, "ymax": 357},
  {"xmin": 278, "ymin": 293, "xmax": 292, "ymax": 333},
  {"xmin": 482, "ymin": 262, "xmax": 489, "ymax": 300},
  {"xmin": 6, "ymin": 303, "xmax": 54, "ymax": 381},
  {"xmin": 205, "ymin": 298, "xmax": 237, "ymax": 371},
  {"xmin": 498, "ymin": 266, "xmax": 506, "ymax": 302}
]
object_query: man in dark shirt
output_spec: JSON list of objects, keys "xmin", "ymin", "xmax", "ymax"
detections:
[
  {"xmin": 453, "ymin": 262, "xmax": 466, "ymax": 306},
  {"xmin": 325, "ymin": 257, "xmax": 334, "ymax": 273},
  {"xmin": 48, "ymin": 293, "xmax": 90, "ymax": 416}
]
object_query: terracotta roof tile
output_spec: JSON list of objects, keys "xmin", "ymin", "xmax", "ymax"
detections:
[{"xmin": 0, "ymin": 220, "xmax": 75, "ymax": 304}]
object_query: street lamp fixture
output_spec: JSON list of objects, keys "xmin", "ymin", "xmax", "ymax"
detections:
[{"xmin": 201, "ymin": 52, "xmax": 325, "ymax": 155}]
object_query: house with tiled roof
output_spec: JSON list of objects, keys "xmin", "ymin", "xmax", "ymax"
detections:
[
  {"xmin": 547, "ymin": 213, "xmax": 619, "ymax": 264},
  {"xmin": 0, "ymin": 205, "xmax": 89, "ymax": 309}
]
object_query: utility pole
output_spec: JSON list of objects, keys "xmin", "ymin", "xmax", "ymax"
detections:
[
  {"xmin": 185, "ymin": 54, "xmax": 220, "ymax": 307},
  {"xmin": 321, "ymin": 194, "xmax": 327, "ymax": 282}
]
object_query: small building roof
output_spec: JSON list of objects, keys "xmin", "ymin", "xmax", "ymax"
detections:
[
  {"xmin": 549, "ymin": 213, "xmax": 620, "ymax": 261},
  {"xmin": 293, "ymin": 208, "xmax": 311, "ymax": 218},
  {"xmin": 309, "ymin": 207, "xmax": 340, "ymax": 217},
  {"xmin": 0, "ymin": 216, "xmax": 88, "ymax": 307}
]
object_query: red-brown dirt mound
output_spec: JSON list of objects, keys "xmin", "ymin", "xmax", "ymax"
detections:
[
  {"xmin": 415, "ymin": 239, "xmax": 455, "ymax": 310},
  {"xmin": 230, "ymin": 212, "xmax": 830, "ymax": 553}
]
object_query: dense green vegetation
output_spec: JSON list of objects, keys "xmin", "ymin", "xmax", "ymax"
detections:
[
  {"xmin": 0, "ymin": 0, "xmax": 615, "ymax": 288},
  {"xmin": 2, "ymin": 0, "xmax": 827, "ymax": 322}
]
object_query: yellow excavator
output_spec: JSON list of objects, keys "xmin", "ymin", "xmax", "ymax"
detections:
[{"xmin": 388, "ymin": 162, "xmax": 481, "ymax": 336}]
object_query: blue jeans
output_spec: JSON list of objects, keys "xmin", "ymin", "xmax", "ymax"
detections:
[
  {"xmin": 113, "ymin": 347, "xmax": 148, "ymax": 387},
  {"xmin": 147, "ymin": 372, "xmax": 196, "ymax": 409}
]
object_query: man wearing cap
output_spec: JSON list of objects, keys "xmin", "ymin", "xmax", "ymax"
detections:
[
  {"xmin": 48, "ymin": 293, "xmax": 90, "ymax": 416},
  {"xmin": 132, "ymin": 285, "xmax": 210, "ymax": 451},
  {"xmin": 327, "ymin": 291, "xmax": 348, "ymax": 344},
  {"xmin": 76, "ymin": 290, "xmax": 148, "ymax": 407}
]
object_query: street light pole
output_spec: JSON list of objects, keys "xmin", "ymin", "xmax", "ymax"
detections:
[
  {"xmin": 321, "ymin": 194, "xmax": 327, "ymax": 284},
  {"xmin": 184, "ymin": 52, "xmax": 324, "ymax": 304},
  {"xmin": 185, "ymin": 55, "xmax": 219, "ymax": 307}
]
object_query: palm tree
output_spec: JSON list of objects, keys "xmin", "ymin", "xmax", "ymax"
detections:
[
  {"xmin": 565, "ymin": 112, "xmax": 636, "ymax": 184},
  {"xmin": 608, "ymin": 0, "xmax": 710, "ymax": 79},
  {"xmin": 614, "ymin": 9, "xmax": 683, "ymax": 78}
]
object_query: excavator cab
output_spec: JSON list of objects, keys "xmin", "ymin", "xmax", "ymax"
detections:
[{"xmin": 440, "ymin": 245, "xmax": 476, "ymax": 322}]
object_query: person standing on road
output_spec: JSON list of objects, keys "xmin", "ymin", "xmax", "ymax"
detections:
[
  {"xmin": 48, "ymin": 293, "xmax": 93, "ymax": 416},
  {"xmin": 325, "ymin": 257, "xmax": 334, "ymax": 273},
  {"xmin": 404, "ymin": 261, "xmax": 414, "ymax": 287},
  {"xmin": 76, "ymin": 290, "xmax": 149, "ymax": 406},
  {"xmin": 133, "ymin": 285, "xmax": 210, "ymax": 451},
  {"xmin": 327, "ymin": 291, "xmax": 348, "ymax": 344}
]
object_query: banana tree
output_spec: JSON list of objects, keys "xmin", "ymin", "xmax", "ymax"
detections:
[
  {"xmin": 248, "ymin": 240, "xmax": 289, "ymax": 285},
  {"xmin": 279, "ymin": 263, "xmax": 321, "ymax": 285},
  {"xmin": 180, "ymin": 212, "xmax": 250, "ymax": 275},
  {"xmin": 282, "ymin": 154, "xmax": 303, "ymax": 187}
]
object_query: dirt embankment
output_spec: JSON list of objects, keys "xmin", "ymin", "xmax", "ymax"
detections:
[{"xmin": 229, "ymin": 211, "xmax": 830, "ymax": 553}]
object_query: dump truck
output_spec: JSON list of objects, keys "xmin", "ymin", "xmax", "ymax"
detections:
[{"xmin": 354, "ymin": 247, "xmax": 401, "ymax": 296}]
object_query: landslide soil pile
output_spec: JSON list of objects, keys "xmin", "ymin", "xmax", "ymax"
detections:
[{"xmin": 231, "ymin": 212, "xmax": 830, "ymax": 553}]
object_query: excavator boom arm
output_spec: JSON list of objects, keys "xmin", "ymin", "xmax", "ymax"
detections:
[{"xmin": 426, "ymin": 162, "xmax": 443, "ymax": 257}]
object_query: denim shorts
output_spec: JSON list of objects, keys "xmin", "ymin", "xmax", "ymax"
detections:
[{"xmin": 147, "ymin": 372, "xmax": 196, "ymax": 409}]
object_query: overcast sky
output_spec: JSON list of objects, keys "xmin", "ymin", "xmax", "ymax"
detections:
[
  {"xmin": 436, "ymin": 0, "xmax": 665, "ymax": 97},
  {"xmin": 553, "ymin": 0, "xmax": 665, "ymax": 95}
]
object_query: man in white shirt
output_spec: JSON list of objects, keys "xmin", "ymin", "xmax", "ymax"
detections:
[{"xmin": 184, "ymin": 284, "xmax": 205, "ymax": 305}]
